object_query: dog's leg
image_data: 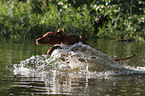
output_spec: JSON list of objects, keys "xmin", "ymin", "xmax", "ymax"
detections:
[{"xmin": 47, "ymin": 46, "xmax": 62, "ymax": 55}]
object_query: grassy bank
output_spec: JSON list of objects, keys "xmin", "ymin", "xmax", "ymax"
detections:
[{"xmin": 0, "ymin": 0, "xmax": 144, "ymax": 40}]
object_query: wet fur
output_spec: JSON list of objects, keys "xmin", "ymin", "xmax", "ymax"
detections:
[{"xmin": 36, "ymin": 29, "xmax": 88, "ymax": 45}]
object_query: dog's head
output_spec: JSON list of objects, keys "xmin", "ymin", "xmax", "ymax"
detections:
[{"xmin": 36, "ymin": 29, "xmax": 65, "ymax": 45}]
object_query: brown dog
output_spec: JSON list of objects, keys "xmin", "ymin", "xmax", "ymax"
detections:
[
  {"xmin": 36, "ymin": 29, "xmax": 136, "ymax": 62},
  {"xmin": 36, "ymin": 29, "xmax": 88, "ymax": 45}
]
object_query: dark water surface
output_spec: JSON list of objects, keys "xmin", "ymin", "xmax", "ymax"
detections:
[{"xmin": 1, "ymin": 37, "xmax": 145, "ymax": 96}]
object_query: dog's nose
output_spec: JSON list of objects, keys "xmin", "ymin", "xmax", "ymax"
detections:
[{"xmin": 36, "ymin": 38, "xmax": 41, "ymax": 45}]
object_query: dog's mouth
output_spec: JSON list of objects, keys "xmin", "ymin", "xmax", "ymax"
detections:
[
  {"xmin": 36, "ymin": 38, "xmax": 48, "ymax": 45},
  {"xmin": 36, "ymin": 40, "xmax": 42, "ymax": 45},
  {"xmin": 36, "ymin": 38, "xmax": 41, "ymax": 45},
  {"xmin": 36, "ymin": 40, "xmax": 40, "ymax": 45}
]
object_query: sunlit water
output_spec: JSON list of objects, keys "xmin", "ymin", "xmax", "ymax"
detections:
[{"xmin": 1, "ymin": 38, "xmax": 145, "ymax": 95}]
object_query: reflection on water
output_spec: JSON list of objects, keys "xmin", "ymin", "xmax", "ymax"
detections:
[{"xmin": 1, "ymin": 38, "xmax": 145, "ymax": 95}]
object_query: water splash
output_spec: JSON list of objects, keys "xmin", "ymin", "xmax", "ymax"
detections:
[{"xmin": 13, "ymin": 42, "xmax": 145, "ymax": 78}]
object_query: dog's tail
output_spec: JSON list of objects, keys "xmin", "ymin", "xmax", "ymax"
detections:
[{"xmin": 114, "ymin": 53, "xmax": 136, "ymax": 62}]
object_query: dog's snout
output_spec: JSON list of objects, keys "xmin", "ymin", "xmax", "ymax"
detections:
[{"xmin": 36, "ymin": 38, "xmax": 41, "ymax": 45}]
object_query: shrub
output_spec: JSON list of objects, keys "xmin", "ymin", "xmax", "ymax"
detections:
[{"xmin": 0, "ymin": 0, "xmax": 144, "ymax": 40}]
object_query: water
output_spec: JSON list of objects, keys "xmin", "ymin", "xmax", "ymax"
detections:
[{"xmin": 1, "ymin": 37, "xmax": 145, "ymax": 95}]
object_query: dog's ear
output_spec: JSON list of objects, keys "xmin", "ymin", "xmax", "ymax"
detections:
[
  {"xmin": 57, "ymin": 28, "xmax": 64, "ymax": 33},
  {"xmin": 56, "ymin": 28, "xmax": 64, "ymax": 35},
  {"xmin": 61, "ymin": 28, "xmax": 64, "ymax": 32},
  {"xmin": 80, "ymin": 35, "xmax": 82, "ymax": 39}
]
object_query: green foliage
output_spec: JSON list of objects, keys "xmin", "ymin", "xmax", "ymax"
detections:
[
  {"xmin": 0, "ymin": 0, "xmax": 144, "ymax": 40},
  {"xmin": 0, "ymin": 0, "xmax": 35, "ymax": 38},
  {"xmin": 92, "ymin": 0, "xmax": 145, "ymax": 40},
  {"xmin": 0, "ymin": 0, "xmax": 94, "ymax": 38}
]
